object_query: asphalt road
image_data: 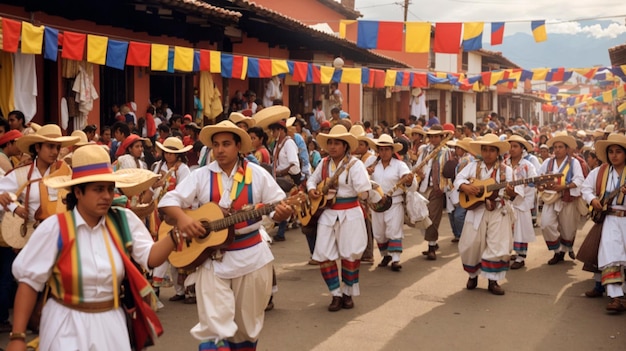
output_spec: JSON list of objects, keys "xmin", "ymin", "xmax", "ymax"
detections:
[{"xmin": 2, "ymin": 217, "xmax": 625, "ymax": 350}]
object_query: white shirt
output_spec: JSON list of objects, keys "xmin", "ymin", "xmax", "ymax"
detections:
[
  {"xmin": 158, "ymin": 160, "xmax": 284, "ymax": 279},
  {"xmin": 582, "ymin": 166, "xmax": 626, "ymax": 211},
  {"xmin": 370, "ymin": 158, "xmax": 416, "ymax": 202},
  {"xmin": 117, "ymin": 154, "xmax": 148, "ymax": 170},
  {"xmin": 538, "ymin": 156, "xmax": 584, "ymax": 197},
  {"xmin": 0, "ymin": 160, "xmax": 59, "ymax": 219},
  {"xmin": 507, "ymin": 158, "xmax": 537, "ymax": 211},
  {"xmin": 274, "ymin": 137, "xmax": 301, "ymax": 175}
]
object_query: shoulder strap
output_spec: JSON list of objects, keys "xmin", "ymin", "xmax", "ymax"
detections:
[
  {"xmin": 321, "ymin": 157, "xmax": 331, "ymax": 179},
  {"xmin": 596, "ymin": 163, "xmax": 610, "ymax": 197}
]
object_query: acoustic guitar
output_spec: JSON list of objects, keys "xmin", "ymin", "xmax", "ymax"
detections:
[
  {"xmin": 591, "ymin": 185, "xmax": 624, "ymax": 224},
  {"xmin": 159, "ymin": 193, "xmax": 305, "ymax": 269},
  {"xmin": 460, "ymin": 174, "xmax": 562, "ymax": 210}
]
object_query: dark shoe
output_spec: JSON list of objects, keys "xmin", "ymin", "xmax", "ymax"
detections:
[
  {"xmin": 451, "ymin": 237, "xmax": 460, "ymax": 243},
  {"xmin": 169, "ymin": 294, "xmax": 185, "ymax": 302},
  {"xmin": 273, "ymin": 235, "xmax": 286, "ymax": 242},
  {"xmin": 421, "ymin": 244, "xmax": 439, "ymax": 255},
  {"xmin": 510, "ymin": 261, "xmax": 525, "ymax": 270},
  {"xmin": 0, "ymin": 320, "xmax": 11, "ymax": 333},
  {"xmin": 341, "ymin": 294, "xmax": 354, "ymax": 309},
  {"xmin": 466, "ymin": 277, "xmax": 478, "ymax": 290},
  {"xmin": 488, "ymin": 280, "xmax": 505, "ymax": 295},
  {"xmin": 585, "ymin": 288, "xmax": 605, "ymax": 298},
  {"xmin": 184, "ymin": 296, "xmax": 197, "ymax": 304},
  {"xmin": 391, "ymin": 262, "xmax": 402, "ymax": 272},
  {"xmin": 606, "ymin": 298, "xmax": 626, "ymax": 312},
  {"xmin": 378, "ymin": 255, "xmax": 392, "ymax": 267},
  {"xmin": 547, "ymin": 252, "xmax": 565, "ymax": 265},
  {"xmin": 510, "ymin": 254, "xmax": 517, "ymax": 261},
  {"xmin": 426, "ymin": 245, "xmax": 437, "ymax": 261},
  {"xmin": 568, "ymin": 251, "xmax": 576, "ymax": 260},
  {"xmin": 265, "ymin": 296, "xmax": 274, "ymax": 311},
  {"xmin": 328, "ymin": 296, "xmax": 343, "ymax": 312}
]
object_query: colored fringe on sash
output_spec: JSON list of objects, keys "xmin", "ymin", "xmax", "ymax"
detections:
[
  {"xmin": 481, "ymin": 259, "xmax": 509, "ymax": 273},
  {"xmin": 199, "ymin": 340, "xmax": 231, "ymax": 351},
  {"xmin": 230, "ymin": 340, "xmax": 258, "ymax": 351},
  {"xmin": 320, "ymin": 261, "xmax": 340, "ymax": 291},
  {"xmin": 388, "ymin": 239, "xmax": 402, "ymax": 253},
  {"xmin": 545, "ymin": 239, "xmax": 560, "ymax": 251},
  {"xmin": 513, "ymin": 242, "xmax": 528, "ymax": 257},
  {"xmin": 341, "ymin": 259, "xmax": 360, "ymax": 287},
  {"xmin": 601, "ymin": 266, "xmax": 623, "ymax": 286}
]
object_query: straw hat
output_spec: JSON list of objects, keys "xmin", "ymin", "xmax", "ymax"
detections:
[
  {"xmin": 184, "ymin": 122, "xmax": 202, "ymax": 132},
  {"xmin": 71, "ymin": 130, "xmax": 94, "ymax": 147},
  {"xmin": 468, "ymin": 133, "xmax": 510, "ymax": 156},
  {"xmin": 592, "ymin": 128, "xmax": 605, "ymax": 138},
  {"xmin": 286, "ymin": 116, "xmax": 297, "ymax": 128},
  {"xmin": 114, "ymin": 168, "xmax": 161, "ymax": 197},
  {"xmin": 447, "ymin": 137, "xmax": 474, "ymax": 154},
  {"xmin": 411, "ymin": 126, "xmax": 426, "ymax": 136},
  {"xmin": 604, "ymin": 124, "xmax": 615, "ymax": 134},
  {"xmin": 16, "ymin": 124, "xmax": 80, "ymax": 154},
  {"xmin": 253, "ymin": 105, "xmax": 291, "ymax": 129},
  {"xmin": 44, "ymin": 145, "xmax": 151, "ymax": 189},
  {"xmin": 425, "ymin": 124, "xmax": 451, "ymax": 136},
  {"xmin": 546, "ymin": 131, "xmax": 577, "ymax": 150},
  {"xmin": 156, "ymin": 137, "xmax": 192, "ymax": 154},
  {"xmin": 316, "ymin": 125, "xmax": 358, "ymax": 152},
  {"xmin": 229, "ymin": 112, "xmax": 256, "ymax": 129},
  {"xmin": 0, "ymin": 130, "xmax": 22, "ymax": 146},
  {"xmin": 411, "ymin": 88, "xmax": 422, "ymax": 97},
  {"xmin": 595, "ymin": 133, "xmax": 626, "ymax": 164},
  {"xmin": 506, "ymin": 135, "xmax": 533, "ymax": 151},
  {"xmin": 199, "ymin": 120, "xmax": 252, "ymax": 153},
  {"xmin": 349, "ymin": 125, "xmax": 366, "ymax": 137},
  {"xmin": 115, "ymin": 134, "xmax": 147, "ymax": 157},
  {"xmin": 370, "ymin": 134, "xmax": 402, "ymax": 153}
]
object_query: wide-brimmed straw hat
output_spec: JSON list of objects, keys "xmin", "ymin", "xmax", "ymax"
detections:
[
  {"xmin": 447, "ymin": 137, "xmax": 474, "ymax": 154},
  {"xmin": 253, "ymin": 105, "xmax": 291, "ymax": 130},
  {"xmin": 370, "ymin": 134, "xmax": 402, "ymax": 153},
  {"xmin": 316, "ymin": 125, "xmax": 358, "ymax": 152},
  {"xmin": 114, "ymin": 168, "xmax": 161, "ymax": 197},
  {"xmin": 425, "ymin": 124, "xmax": 452, "ymax": 136},
  {"xmin": 546, "ymin": 131, "xmax": 577, "ymax": 150},
  {"xmin": 44, "ymin": 145, "xmax": 152, "ymax": 189},
  {"xmin": 507, "ymin": 135, "xmax": 533, "ymax": 151},
  {"xmin": 229, "ymin": 112, "xmax": 256, "ymax": 129},
  {"xmin": 71, "ymin": 130, "xmax": 94, "ymax": 147},
  {"xmin": 595, "ymin": 133, "xmax": 626, "ymax": 164},
  {"xmin": 115, "ymin": 134, "xmax": 148, "ymax": 157},
  {"xmin": 16, "ymin": 124, "xmax": 80, "ymax": 154},
  {"xmin": 199, "ymin": 120, "xmax": 252, "ymax": 153},
  {"xmin": 469, "ymin": 133, "xmax": 510, "ymax": 156},
  {"xmin": 411, "ymin": 126, "xmax": 426, "ymax": 136},
  {"xmin": 156, "ymin": 137, "xmax": 192, "ymax": 154}
]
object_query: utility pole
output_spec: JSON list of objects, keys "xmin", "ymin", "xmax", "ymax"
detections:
[{"xmin": 403, "ymin": 0, "xmax": 410, "ymax": 22}]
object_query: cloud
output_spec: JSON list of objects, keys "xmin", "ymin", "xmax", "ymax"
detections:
[{"xmin": 547, "ymin": 21, "xmax": 626, "ymax": 39}]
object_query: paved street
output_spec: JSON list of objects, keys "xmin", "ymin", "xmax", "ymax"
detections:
[{"xmin": 2, "ymin": 217, "xmax": 625, "ymax": 350}]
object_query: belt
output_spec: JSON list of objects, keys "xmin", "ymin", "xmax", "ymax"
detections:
[
  {"xmin": 607, "ymin": 210, "xmax": 626, "ymax": 217},
  {"xmin": 53, "ymin": 297, "xmax": 115, "ymax": 313},
  {"xmin": 224, "ymin": 229, "xmax": 262, "ymax": 251},
  {"xmin": 331, "ymin": 197, "xmax": 359, "ymax": 210}
]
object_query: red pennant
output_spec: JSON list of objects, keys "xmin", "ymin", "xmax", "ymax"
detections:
[
  {"xmin": 1, "ymin": 18, "xmax": 22, "ymax": 52},
  {"xmin": 552, "ymin": 68, "xmax": 564, "ymax": 82},
  {"xmin": 434, "ymin": 23, "xmax": 462, "ymax": 54},
  {"xmin": 377, "ymin": 21, "xmax": 403, "ymax": 51},
  {"xmin": 292, "ymin": 61, "xmax": 308, "ymax": 82},
  {"xmin": 310, "ymin": 65, "xmax": 321, "ymax": 84},
  {"xmin": 199, "ymin": 50, "xmax": 210, "ymax": 71},
  {"xmin": 481, "ymin": 72, "xmax": 492, "ymax": 86},
  {"xmin": 61, "ymin": 31, "xmax": 86, "ymax": 61},
  {"xmin": 258, "ymin": 59, "xmax": 272, "ymax": 78},
  {"xmin": 412, "ymin": 72, "xmax": 428, "ymax": 88},
  {"xmin": 126, "ymin": 42, "xmax": 151, "ymax": 67},
  {"xmin": 231, "ymin": 55, "xmax": 245, "ymax": 79},
  {"xmin": 371, "ymin": 69, "xmax": 385, "ymax": 88},
  {"xmin": 400, "ymin": 72, "xmax": 410, "ymax": 86},
  {"xmin": 459, "ymin": 79, "xmax": 473, "ymax": 91}
]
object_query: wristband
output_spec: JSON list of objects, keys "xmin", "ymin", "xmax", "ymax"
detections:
[{"xmin": 9, "ymin": 332, "xmax": 26, "ymax": 340}]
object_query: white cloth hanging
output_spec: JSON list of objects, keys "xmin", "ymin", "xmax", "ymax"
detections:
[
  {"xmin": 72, "ymin": 63, "xmax": 99, "ymax": 118},
  {"xmin": 13, "ymin": 53, "xmax": 38, "ymax": 122}
]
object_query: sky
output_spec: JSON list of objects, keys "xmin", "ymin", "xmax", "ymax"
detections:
[{"xmin": 355, "ymin": 0, "xmax": 626, "ymax": 39}]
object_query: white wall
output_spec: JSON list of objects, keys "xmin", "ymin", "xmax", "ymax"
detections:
[
  {"xmin": 467, "ymin": 52, "xmax": 482, "ymax": 75},
  {"xmin": 435, "ymin": 53, "xmax": 457, "ymax": 72},
  {"xmin": 463, "ymin": 93, "xmax": 476, "ymax": 125}
]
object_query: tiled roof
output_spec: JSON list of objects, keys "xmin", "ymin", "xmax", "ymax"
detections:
[
  {"xmin": 159, "ymin": 0, "xmax": 241, "ymax": 21},
  {"xmin": 476, "ymin": 49, "xmax": 520, "ymax": 69}
]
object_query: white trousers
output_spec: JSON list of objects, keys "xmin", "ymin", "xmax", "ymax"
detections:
[{"xmin": 541, "ymin": 200, "xmax": 578, "ymax": 251}]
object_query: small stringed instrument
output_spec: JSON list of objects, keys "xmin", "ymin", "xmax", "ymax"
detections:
[
  {"xmin": 591, "ymin": 185, "xmax": 624, "ymax": 224},
  {"xmin": 159, "ymin": 193, "xmax": 305, "ymax": 269},
  {"xmin": 296, "ymin": 157, "xmax": 356, "ymax": 226},
  {"xmin": 460, "ymin": 174, "xmax": 563, "ymax": 210}
]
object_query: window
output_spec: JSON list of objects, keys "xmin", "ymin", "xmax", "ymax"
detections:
[{"xmin": 461, "ymin": 52, "xmax": 468, "ymax": 72}]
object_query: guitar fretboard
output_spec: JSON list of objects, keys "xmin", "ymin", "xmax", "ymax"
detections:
[
  {"xmin": 485, "ymin": 175, "xmax": 559, "ymax": 192},
  {"xmin": 205, "ymin": 204, "xmax": 277, "ymax": 232}
]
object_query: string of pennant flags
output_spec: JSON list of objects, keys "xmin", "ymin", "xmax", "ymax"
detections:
[
  {"xmin": 339, "ymin": 20, "xmax": 549, "ymax": 53},
  {"xmin": 1, "ymin": 17, "xmax": 625, "ymax": 95},
  {"xmin": 539, "ymin": 84, "xmax": 626, "ymax": 115}
]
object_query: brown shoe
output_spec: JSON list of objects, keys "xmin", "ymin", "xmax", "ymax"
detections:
[
  {"xmin": 510, "ymin": 261, "xmax": 525, "ymax": 270},
  {"xmin": 169, "ymin": 294, "xmax": 185, "ymax": 302},
  {"xmin": 184, "ymin": 296, "xmax": 197, "ymax": 304},
  {"xmin": 328, "ymin": 296, "xmax": 343, "ymax": 312},
  {"xmin": 488, "ymin": 280, "xmax": 505, "ymax": 295},
  {"xmin": 585, "ymin": 288, "xmax": 604, "ymax": 298},
  {"xmin": 547, "ymin": 252, "xmax": 565, "ymax": 265},
  {"xmin": 606, "ymin": 298, "xmax": 626, "ymax": 312},
  {"xmin": 451, "ymin": 237, "xmax": 459, "ymax": 243},
  {"xmin": 466, "ymin": 277, "xmax": 478, "ymax": 290},
  {"xmin": 378, "ymin": 255, "xmax": 392, "ymax": 267},
  {"xmin": 421, "ymin": 244, "xmax": 439, "ymax": 255},
  {"xmin": 426, "ymin": 245, "xmax": 437, "ymax": 260},
  {"xmin": 391, "ymin": 262, "xmax": 402, "ymax": 272},
  {"xmin": 341, "ymin": 294, "xmax": 354, "ymax": 309},
  {"xmin": 568, "ymin": 251, "xmax": 576, "ymax": 260}
]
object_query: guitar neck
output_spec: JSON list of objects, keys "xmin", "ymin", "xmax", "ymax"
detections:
[
  {"xmin": 209, "ymin": 204, "xmax": 277, "ymax": 232},
  {"xmin": 485, "ymin": 176, "xmax": 547, "ymax": 192}
]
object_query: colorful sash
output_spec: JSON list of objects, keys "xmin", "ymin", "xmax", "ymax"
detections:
[
  {"xmin": 595, "ymin": 164, "xmax": 626, "ymax": 205},
  {"xmin": 209, "ymin": 160, "xmax": 256, "ymax": 229}
]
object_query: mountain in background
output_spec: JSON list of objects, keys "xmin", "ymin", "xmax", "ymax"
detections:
[{"xmin": 483, "ymin": 21, "xmax": 626, "ymax": 69}]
